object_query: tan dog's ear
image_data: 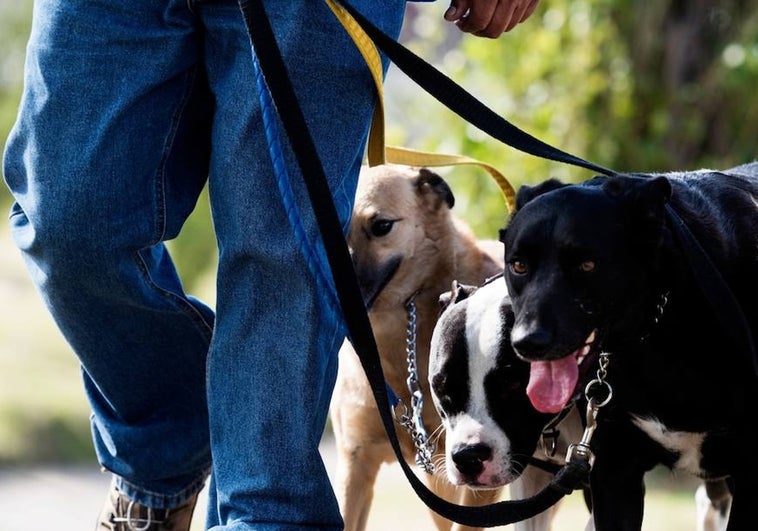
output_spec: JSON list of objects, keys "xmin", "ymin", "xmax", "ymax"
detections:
[{"xmin": 415, "ymin": 168, "xmax": 455, "ymax": 210}]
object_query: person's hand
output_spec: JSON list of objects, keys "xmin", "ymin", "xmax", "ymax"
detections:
[{"xmin": 444, "ymin": 0, "xmax": 540, "ymax": 38}]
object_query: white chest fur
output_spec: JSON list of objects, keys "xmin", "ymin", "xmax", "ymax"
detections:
[{"xmin": 632, "ymin": 416, "xmax": 707, "ymax": 476}]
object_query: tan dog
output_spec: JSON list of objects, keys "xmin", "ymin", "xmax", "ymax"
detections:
[{"xmin": 330, "ymin": 164, "xmax": 505, "ymax": 531}]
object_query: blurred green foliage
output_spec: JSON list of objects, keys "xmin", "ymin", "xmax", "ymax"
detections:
[
  {"xmin": 0, "ymin": 0, "xmax": 757, "ymax": 464},
  {"xmin": 390, "ymin": 0, "xmax": 758, "ymax": 236}
]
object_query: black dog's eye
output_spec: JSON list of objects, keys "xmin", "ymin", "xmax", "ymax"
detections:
[
  {"xmin": 579, "ymin": 260, "xmax": 596, "ymax": 273},
  {"xmin": 509, "ymin": 260, "xmax": 528, "ymax": 275},
  {"xmin": 369, "ymin": 219, "xmax": 395, "ymax": 237}
]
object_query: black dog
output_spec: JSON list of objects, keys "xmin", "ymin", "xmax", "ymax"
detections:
[
  {"xmin": 429, "ymin": 280, "xmax": 731, "ymax": 531},
  {"xmin": 500, "ymin": 163, "xmax": 758, "ymax": 530}
]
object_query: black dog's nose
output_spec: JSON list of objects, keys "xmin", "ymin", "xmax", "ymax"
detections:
[
  {"xmin": 451, "ymin": 443, "xmax": 492, "ymax": 477},
  {"xmin": 511, "ymin": 325, "xmax": 553, "ymax": 358}
]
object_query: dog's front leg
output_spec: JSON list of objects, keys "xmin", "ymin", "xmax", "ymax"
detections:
[
  {"xmin": 589, "ymin": 456, "xmax": 646, "ymax": 531},
  {"xmin": 508, "ymin": 466, "xmax": 561, "ymax": 531},
  {"xmin": 725, "ymin": 472, "xmax": 758, "ymax": 531}
]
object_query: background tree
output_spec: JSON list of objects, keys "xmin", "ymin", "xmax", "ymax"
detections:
[{"xmin": 610, "ymin": 0, "xmax": 758, "ymax": 168}]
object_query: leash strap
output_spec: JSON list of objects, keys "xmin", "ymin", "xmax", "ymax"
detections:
[
  {"xmin": 236, "ymin": 0, "xmax": 590, "ymax": 526},
  {"xmin": 664, "ymin": 204, "xmax": 758, "ymax": 377},
  {"xmin": 324, "ymin": 0, "xmax": 517, "ymax": 211},
  {"xmin": 333, "ymin": 0, "xmax": 617, "ymax": 178},
  {"xmin": 386, "ymin": 146, "xmax": 517, "ymax": 212},
  {"xmin": 322, "ymin": 0, "xmax": 387, "ymax": 168}
]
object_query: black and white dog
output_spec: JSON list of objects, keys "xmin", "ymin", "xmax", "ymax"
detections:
[
  {"xmin": 429, "ymin": 277, "xmax": 587, "ymax": 531},
  {"xmin": 500, "ymin": 163, "xmax": 758, "ymax": 530}
]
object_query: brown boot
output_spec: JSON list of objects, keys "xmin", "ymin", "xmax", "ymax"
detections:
[{"xmin": 96, "ymin": 481, "xmax": 199, "ymax": 531}]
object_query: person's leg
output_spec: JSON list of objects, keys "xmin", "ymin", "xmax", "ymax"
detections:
[
  {"xmin": 199, "ymin": 1, "xmax": 405, "ymax": 529},
  {"xmin": 2, "ymin": 0, "xmax": 213, "ymax": 508}
]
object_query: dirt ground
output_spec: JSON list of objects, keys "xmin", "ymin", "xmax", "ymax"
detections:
[{"xmin": 0, "ymin": 435, "xmax": 707, "ymax": 531}]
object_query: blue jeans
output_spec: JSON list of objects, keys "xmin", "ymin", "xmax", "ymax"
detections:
[{"xmin": 2, "ymin": 0, "xmax": 406, "ymax": 528}]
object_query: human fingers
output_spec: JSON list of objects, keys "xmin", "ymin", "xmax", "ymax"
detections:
[
  {"xmin": 454, "ymin": 0, "xmax": 498, "ymax": 36},
  {"xmin": 518, "ymin": 0, "xmax": 540, "ymax": 26},
  {"xmin": 444, "ymin": 0, "xmax": 471, "ymax": 22},
  {"xmin": 498, "ymin": 0, "xmax": 541, "ymax": 34},
  {"xmin": 474, "ymin": 0, "xmax": 521, "ymax": 38}
]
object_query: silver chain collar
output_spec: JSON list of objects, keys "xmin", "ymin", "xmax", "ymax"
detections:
[{"xmin": 393, "ymin": 294, "xmax": 436, "ymax": 474}]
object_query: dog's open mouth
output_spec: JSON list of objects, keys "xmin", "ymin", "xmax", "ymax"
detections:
[{"xmin": 526, "ymin": 330, "xmax": 597, "ymax": 414}]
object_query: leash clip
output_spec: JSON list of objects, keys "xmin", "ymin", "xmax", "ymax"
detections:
[
  {"xmin": 565, "ymin": 399, "xmax": 600, "ymax": 468},
  {"xmin": 566, "ymin": 352, "xmax": 613, "ymax": 468}
]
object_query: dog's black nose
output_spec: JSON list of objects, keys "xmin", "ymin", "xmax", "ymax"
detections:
[
  {"xmin": 511, "ymin": 325, "xmax": 553, "ymax": 358},
  {"xmin": 451, "ymin": 443, "xmax": 492, "ymax": 477}
]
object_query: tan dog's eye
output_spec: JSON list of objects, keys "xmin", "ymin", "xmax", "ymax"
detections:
[
  {"xmin": 370, "ymin": 219, "xmax": 395, "ymax": 237},
  {"xmin": 509, "ymin": 260, "xmax": 528, "ymax": 275},
  {"xmin": 579, "ymin": 260, "xmax": 596, "ymax": 273}
]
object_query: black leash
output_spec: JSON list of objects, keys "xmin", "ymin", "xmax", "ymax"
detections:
[
  {"xmin": 664, "ymin": 204, "xmax": 758, "ymax": 377},
  {"xmin": 237, "ymin": 0, "xmax": 591, "ymax": 526},
  {"xmin": 236, "ymin": 0, "xmax": 756, "ymax": 526},
  {"xmin": 336, "ymin": 0, "xmax": 617, "ymax": 178}
]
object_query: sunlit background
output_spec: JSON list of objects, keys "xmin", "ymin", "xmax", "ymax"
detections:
[{"xmin": 1, "ymin": 0, "xmax": 756, "ymax": 529}]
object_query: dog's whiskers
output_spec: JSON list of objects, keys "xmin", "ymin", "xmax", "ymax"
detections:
[
  {"xmin": 429, "ymin": 424, "xmax": 445, "ymax": 446},
  {"xmin": 431, "ymin": 453, "xmax": 447, "ymax": 473},
  {"xmin": 429, "ymin": 457, "xmax": 451, "ymax": 491},
  {"xmin": 509, "ymin": 454, "xmax": 533, "ymax": 477}
]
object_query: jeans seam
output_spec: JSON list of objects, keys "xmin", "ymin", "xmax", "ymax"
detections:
[
  {"xmin": 153, "ymin": 66, "xmax": 201, "ymax": 245},
  {"xmin": 133, "ymin": 250, "xmax": 215, "ymax": 341},
  {"xmin": 138, "ymin": 65, "xmax": 214, "ymax": 340}
]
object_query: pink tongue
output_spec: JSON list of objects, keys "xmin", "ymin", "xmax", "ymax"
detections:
[{"xmin": 526, "ymin": 356, "xmax": 578, "ymax": 414}]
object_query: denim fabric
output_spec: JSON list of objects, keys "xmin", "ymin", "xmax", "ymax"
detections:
[{"xmin": 2, "ymin": 0, "xmax": 406, "ymax": 528}]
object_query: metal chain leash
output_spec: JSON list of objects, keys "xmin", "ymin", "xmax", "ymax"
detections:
[
  {"xmin": 393, "ymin": 295, "xmax": 436, "ymax": 474},
  {"xmin": 566, "ymin": 351, "xmax": 613, "ymax": 467}
]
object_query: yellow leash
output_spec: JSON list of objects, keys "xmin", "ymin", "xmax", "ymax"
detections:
[
  {"xmin": 324, "ymin": 0, "xmax": 516, "ymax": 212},
  {"xmin": 386, "ymin": 146, "xmax": 516, "ymax": 211}
]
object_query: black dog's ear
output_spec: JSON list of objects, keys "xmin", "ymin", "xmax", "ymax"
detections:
[
  {"xmin": 416, "ymin": 168, "xmax": 455, "ymax": 210},
  {"xmin": 635, "ymin": 177, "xmax": 672, "ymax": 235},
  {"xmin": 605, "ymin": 175, "xmax": 671, "ymax": 220},
  {"xmin": 439, "ymin": 280, "xmax": 477, "ymax": 312},
  {"xmin": 515, "ymin": 178, "xmax": 566, "ymax": 210},
  {"xmin": 608, "ymin": 176, "xmax": 672, "ymax": 250}
]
